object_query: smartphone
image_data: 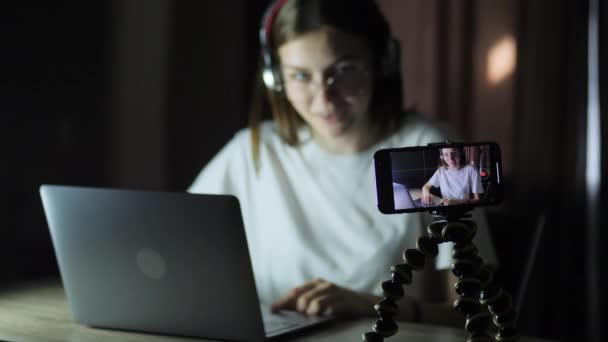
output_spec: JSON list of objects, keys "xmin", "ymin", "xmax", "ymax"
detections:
[{"xmin": 374, "ymin": 142, "xmax": 503, "ymax": 214}]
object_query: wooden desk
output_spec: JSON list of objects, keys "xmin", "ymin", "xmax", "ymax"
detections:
[{"xmin": 0, "ymin": 279, "xmax": 551, "ymax": 342}]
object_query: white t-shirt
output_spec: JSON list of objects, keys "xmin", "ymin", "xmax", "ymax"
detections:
[
  {"xmin": 189, "ymin": 116, "xmax": 496, "ymax": 304},
  {"xmin": 428, "ymin": 165, "xmax": 484, "ymax": 200}
]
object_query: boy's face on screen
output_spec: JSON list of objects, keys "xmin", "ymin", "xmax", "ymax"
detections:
[{"xmin": 278, "ymin": 26, "xmax": 374, "ymax": 152}]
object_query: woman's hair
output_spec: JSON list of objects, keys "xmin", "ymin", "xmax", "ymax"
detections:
[{"xmin": 249, "ymin": 0, "xmax": 407, "ymax": 167}]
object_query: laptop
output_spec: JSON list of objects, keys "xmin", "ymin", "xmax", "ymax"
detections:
[
  {"xmin": 39, "ymin": 185, "xmax": 333, "ymax": 342},
  {"xmin": 413, "ymin": 197, "xmax": 439, "ymax": 208},
  {"xmin": 393, "ymin": 182, "xmax": 442, "ymax": 210}
]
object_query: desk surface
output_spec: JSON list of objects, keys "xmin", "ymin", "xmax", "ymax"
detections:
[{"xmin": 0, "ymin": 279, "xmax": 551, "ymax": 342}]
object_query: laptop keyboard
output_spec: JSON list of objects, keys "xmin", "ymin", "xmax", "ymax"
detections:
[{"xmin": 261, "ymin": 307, "xmax": 313, "ymax": 334}]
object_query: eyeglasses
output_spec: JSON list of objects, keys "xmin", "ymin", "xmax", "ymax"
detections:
[
  {"xmin": 282, "ymin": 61, "xmax": 371, "ymax": 98},
  {"xmin": 442, "ymin": 151, "xmax": 461, "ymax": 158}
]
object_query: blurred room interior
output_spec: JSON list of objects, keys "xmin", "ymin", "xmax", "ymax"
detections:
[{"xmin": 1, "ymin": 1, "xmax": 606, "ymax": 341}]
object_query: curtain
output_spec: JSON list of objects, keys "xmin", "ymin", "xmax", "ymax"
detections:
[
  {"xmin": 377, "ymin": 0, "xmax": 597, "ymax": 340},
  {"xmin": 596, "ymin": 1, "xmax": 607, "ymax": 341}
]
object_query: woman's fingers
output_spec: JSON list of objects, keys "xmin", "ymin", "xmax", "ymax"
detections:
[
  {"xmin": 272, "ymin": 279, "xmax": 363, "ymax": 317},
  {"xmin": 271, "ymin": 280, "xmax": 319, "ymax": 312},
  {"xmin": 296, "ymin": 280, "xmax": 335, "ymax": 312},
  {"xmin": 300, "ymin": 285, "xmax": 353, "ymax": 316},
  {"xmin": 441, "ymin": 198, "xmax": 461, "ymax": 206},
  {"xmin": 305, "ymin": 293, "xmax": 335, "ymax": 315}
]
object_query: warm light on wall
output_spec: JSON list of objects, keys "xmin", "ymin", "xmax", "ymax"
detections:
[{"xmin": 486, "ymin": 35, "xmax": 517, "ymax": 85}]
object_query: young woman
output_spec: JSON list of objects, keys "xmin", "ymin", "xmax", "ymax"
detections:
[
  {"xmin": 189, "ymin": 0, "xmax": 496, "ymax": 325},
  {"xmin": 421, "ymin": 147, "xmax": 485, "ymax": 206}
]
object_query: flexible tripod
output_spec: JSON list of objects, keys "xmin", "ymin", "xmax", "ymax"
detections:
[{"xmin": 362, "ymin": 206, "xmax": 519, "ymax": 342}]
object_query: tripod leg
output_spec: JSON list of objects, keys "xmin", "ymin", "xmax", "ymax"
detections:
[
  {"xmin": 362, "ymin": 210, "xmax": 519, "ymax": 342},
  {"xmin": 443, "ymin": 219, "xmax": 520, "ymax": 341},
  {"xmin": 479, "ymin": 267, "xmax": 520, "ymax": 341},
  {"xmin": 362, "ymin": 236, "xmax": 440, "ymax": 341},
  {"xmin": 442, "ymin": 220, "xmax": 494, "ymax": 341}
]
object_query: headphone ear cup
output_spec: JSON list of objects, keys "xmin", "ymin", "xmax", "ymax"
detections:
[
  {"xmin": 259, "ymin": 0, "xmax": 289, "ymax": 92},
  {"xmin": 261, "ymin": 51, "xmax": 283, "ymax": 92},
  {"xmin": 262, "ymin": 65, "xmax": 282, "ymax": 92}
]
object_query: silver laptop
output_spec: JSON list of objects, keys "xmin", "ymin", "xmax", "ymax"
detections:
[
  {"xmin": 393, "ymin": 183, "xmax": 441, "ymax": 210},
  {"xmin": 40, "ymin": 185, "xmax": 333, "ymax": 341}
]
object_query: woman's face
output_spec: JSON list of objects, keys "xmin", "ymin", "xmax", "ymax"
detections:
[
  {"xmin": 441, "ymin": 148, "xmax": 461, "ymax": 169},
  {"xmin": 277, "ymin": 26, "xmax": 374, "ymax": 152}
]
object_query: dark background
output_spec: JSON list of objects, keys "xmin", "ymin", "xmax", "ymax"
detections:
[
  {"xmin": 1, "ymin": 1, "xmax": 606, "ymax": 341},
  {"xmin": 390, "ymin": 149, "xmax": 450, "ymax": 191},
  {"xmin": 390, "ymin": 150, "xmax": 430, "ymax": 188}
]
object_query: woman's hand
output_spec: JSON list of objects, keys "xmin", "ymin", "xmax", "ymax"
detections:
[
  {"xmin": 421, "ymin": 185, "xmax": 433, "ymax": 205},
  {"xmin": 270, "ymin": 278, "xmax": 378, "ymax": 318},
  {"xmin": 441, "ymin": 198, "xmax": 466, "ymax": 206}
]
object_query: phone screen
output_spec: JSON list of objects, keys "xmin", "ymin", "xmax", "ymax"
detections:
[{"xmin": 374, "ymin": 142, "xmax": 503, "ymax": 214}]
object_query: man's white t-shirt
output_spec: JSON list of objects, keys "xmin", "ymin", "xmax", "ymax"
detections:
[
  {"xmin": 428, "ymin": 164, "xmax": 484, "ymax": 200},
  {"xmin": 188, "ymin": 116, "xmax": 496, "ymax": 304}
]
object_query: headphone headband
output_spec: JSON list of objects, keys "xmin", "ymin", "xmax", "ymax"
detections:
[
  {"xmin": 262, "ymin": 0, "xmax": 289, "ymax": 40},
  {"xmin": 260, "ymin": 0, "xmax": 289, "ymax": 92},
  {"xmin": 259, "ymin": 0, "xmax": 401, "ymax": 92}
]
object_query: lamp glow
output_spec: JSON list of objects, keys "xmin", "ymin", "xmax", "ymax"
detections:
[{"xmin": 486, "ymin": 35, "xmax": 517, "ymax": 85}]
